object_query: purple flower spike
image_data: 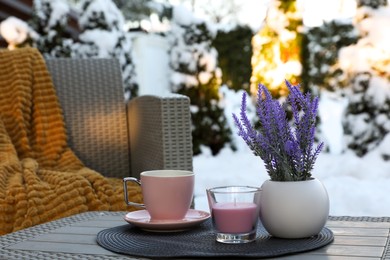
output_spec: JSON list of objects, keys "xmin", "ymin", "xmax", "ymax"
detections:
[{"xmin": 232, "ymin": 81, "xmax": 323, "ymax": 181}]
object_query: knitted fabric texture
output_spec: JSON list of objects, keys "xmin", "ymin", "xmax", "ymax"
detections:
[{"xmin": 0, "ymin": 48, "xmax": 142, "ymax": 235}]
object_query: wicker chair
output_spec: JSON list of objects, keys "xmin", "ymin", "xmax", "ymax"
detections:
[{"xmin": 45, "ymin": 58, "xmax": 193, "ymax": 179}]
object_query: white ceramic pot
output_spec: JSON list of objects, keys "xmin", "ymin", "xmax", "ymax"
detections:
[{"xmin": 260, "ymin": 178, "xmax": 329, "ymax": 239}]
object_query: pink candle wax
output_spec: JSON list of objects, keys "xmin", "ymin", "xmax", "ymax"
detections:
[{"xmin": 212, "ymin": 202, "xmax": 258, "ymax": 233}]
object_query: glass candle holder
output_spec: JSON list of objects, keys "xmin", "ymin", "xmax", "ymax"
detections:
[{"xmin": 206, "ymin": 186, "xmax": 261, "ymax": 244}]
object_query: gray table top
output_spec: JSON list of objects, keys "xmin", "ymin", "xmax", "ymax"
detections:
[{"xmin": 1, "ymin": 211, "xmax": 390, "ymax": 259}]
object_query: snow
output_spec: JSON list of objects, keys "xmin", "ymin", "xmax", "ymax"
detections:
[
  {"xmin": 300, "ymin": 0, "xmax": 357, "ymax": 27},
  {"xmin": 78, "ymin": 30, "xmax": 121, "ymax": 56},
  {"xmin": 367, "ymin": 77, "xmax": 390, "ymax": 107},
  {"xmin": 318, "ymin": 91, "xmax": 347, "ymax": 154},
  {"xmin": 171, "ymin": 72, "xmax": 198, "ymax": 89},
  {"xmin": 167, "ymin": 0, "xmax": 267, "ymax": 31},
  {"xmin": 339, "ymin": 6, "xmax": 390, "ymax": 75},
  {"xmin": 359, "ymin": 5, "xmax": 390, "ymax": 51},
  {"xmin": 172, "ymin": 4, "xmax": 201, "ymax": 26},
  {"xmin": 377, "ymin": 135, "xmax": 390, "ymax": 155},
  {"xmin": 193, "ymin": 88, "xmax": 390, "ymax": 217},
  {"xmin": 46, "ymin": 0, "xmax": 69, "ymax": 28},
  {"xmin": 77, "ymin": 0, "xmax": 125, "ymax": 30}
]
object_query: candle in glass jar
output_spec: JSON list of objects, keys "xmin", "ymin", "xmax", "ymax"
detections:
[{"xmin": 212, "ymin": 202, "xmax": 258, "ymax": 233}]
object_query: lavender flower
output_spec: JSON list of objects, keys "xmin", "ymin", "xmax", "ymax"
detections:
[{"xmin": 232, "ymin": 80, "xmax": 324, "ymax": 181}]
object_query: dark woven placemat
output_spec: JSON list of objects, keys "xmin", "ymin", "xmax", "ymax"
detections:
[{"xmin": 96, "ymin": 219, "xmax": 333, "ymax": 258}]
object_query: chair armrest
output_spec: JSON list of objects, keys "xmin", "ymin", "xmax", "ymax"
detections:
[{"xmin": 128, "ymin": 94, "xmax": 193, "ymax": 179}]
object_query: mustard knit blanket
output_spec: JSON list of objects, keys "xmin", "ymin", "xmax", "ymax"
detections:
[{"xmin": 0, "ymin": 48, "xmax": 142, "ymax": 235}]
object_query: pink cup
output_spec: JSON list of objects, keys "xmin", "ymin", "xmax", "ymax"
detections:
[{"xmin": 123, "ymin": 170, "xmax": 194, "ymax": 221}]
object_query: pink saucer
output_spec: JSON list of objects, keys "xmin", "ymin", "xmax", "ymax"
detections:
[{"xmin": 124, "ymin": 209, "xmax": 210, "ymax": 232}]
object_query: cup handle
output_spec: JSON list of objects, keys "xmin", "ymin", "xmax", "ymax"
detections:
[{"xmin": 123, "ymin": 177, "xmax": 145, "ymax": 208}]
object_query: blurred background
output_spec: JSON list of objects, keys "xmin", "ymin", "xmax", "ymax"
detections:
[{"xmin": 1, "ymin": 0, "xmax": 390, "ymax": 215}]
